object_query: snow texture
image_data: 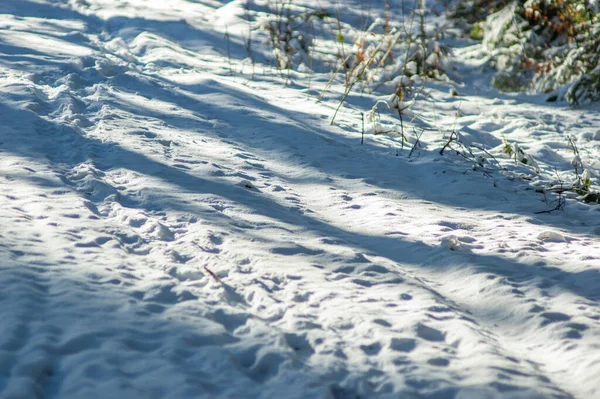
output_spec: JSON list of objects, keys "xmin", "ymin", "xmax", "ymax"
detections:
[{"xmin": 1, "ymin": 1, "xmax": 599, "ymax": 399}]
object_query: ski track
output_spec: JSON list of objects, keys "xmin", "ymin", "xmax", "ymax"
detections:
[{"xmin": 1, "ymin": 0, "xmax": 600, "ymax": 398}]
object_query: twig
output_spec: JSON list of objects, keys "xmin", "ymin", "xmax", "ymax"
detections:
[
  {"xmin": 535, "ymin": 169, "xmax": 566, "ymax": 214},
  {"xmin": 191, "ymin": 241, "xmax": 222, "ymax": 282},
  {"xmin": 408, "ymin": 127, "xmax": 424, "ymax": 157},
  {"xmin": 334, "ymin": 2, "xmax": 349, "ymax": 86},
  {"xmin": 470, "ymin": 143, "xmax": 505, "ymax": 170},
  {"xmin": 439, "ymin": 129, "xmax": 456, "ymax": 155},
  {"xmin": 331, "ymin": 29, "xmax": 400, "ymax": 124},
  {"xmin": 567, "ymin": 135, "xmax": 582, "ymax": 178},
  {"xmin": 307, "ymin": 20, "xmax": 316, "ymax": 98},
  {"xmin": 361, "ymin": 112, "xmax": 365, "ymax": 145},
  {"xmin": 439, "ymin": 103, "xmax": 461, "ymax": 155},
  {"xmin": 318, "ymin": 54, "xmax": 352, "ymax": 102},
  {"xmin": 398, "ymin": 109, "xmax": 405, "ymax": 149},
  {"xmin": 244, "ymin": 0, "xmax": 255, "ymax": 80},
  {"xmin": 534, "ymin": 197, "xmax": 565, "ymax": 214},
  {"xmin": 204, "ymin": 266, "xmax": 221, "ymax": 283}
]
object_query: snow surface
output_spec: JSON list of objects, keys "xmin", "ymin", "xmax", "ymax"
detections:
[{"xmin": 1, "ymin": 0, "xmax": 600, "ymax": 398}]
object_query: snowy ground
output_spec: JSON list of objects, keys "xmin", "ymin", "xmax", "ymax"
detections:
[{"xmin": 1, "ymin": 0, "xmax": 600, "ymax": 398}]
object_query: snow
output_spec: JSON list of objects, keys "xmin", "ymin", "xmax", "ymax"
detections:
[{"xmin": 1, "ymin": 0, "xmax": 600, "ymax": 398}]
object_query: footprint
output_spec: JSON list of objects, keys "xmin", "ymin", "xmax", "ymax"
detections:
[
  {"xmin": 329, "ymin": 384, "xmax": 359, "ymax": 399},
  {"xmin": 563, "ymin": 330, "xmax": 583, "ymax": 339},
  {"xmin": 172, "ymin": 163, "xmax": 191, "ymax": 170},
  {"xmin": 208, "ymin": 232, "xmax": 224, "ymax": 246},
  {"xmin": 142, "ymin": 283, "xmax": 197, "ymax": 304},
  {"xmin": 284, "ymin": 333, "xmax": 314, "ymax": 357},
  {"xmin": 246, "ymin": 351, "xmax": 286, "ymax": 383},
  {"xmin": 416, "ymin": 323, "xmax": 445, "ymax": 342},
  {"xmin": 360, "ymin": 342, "xmax": 382, "ymax": 355},
  {"xmin": 457, "ymin": 236, "xmax": 477, "ymax": 244},
  {"xmin": 168, "ymin": 266, "xmax": 205, "ymax": 282},
  {"xmin": 427, "ymin": 305, "xmax": 452, "ymax": 313},
  {"xmin": 168, "ymin": 250, "xmax": 193, "ymax": 264},
  {"xmin": 234, "ymin": 153, "xmax": 258, "ymax": 160},
  {"xmin": 193, "ymin": 232, "xmax": 224, "ymax": 254},
  {"xmin": 566, "ymin": 322, "xmax": 588, "ymax": 331},
  {"xmin": 540, "ymin": 312, "xmax": 571, "ymax": 327},
  {"xmin": 351, "ymin": 279, "xmax": 372, "ymax": 288},
  {"xmin": 74, "ymin": 236, "xmax": 112, "ymax": 248},
  {"xmin": 271, "ymin": 245, "xmax": 323, "ymax": 256},
  {"xmin": 529, "ymin": 305, "xmax": 544, "ymax": 313},
  {"xmin": 373, "ymin": 319, "xmax": 392, "ymax": 327},
  {"xmin": 427, "ymin": 357, "xmax": 450, "ymax": 367},
  {"xmin": 348, "ymin": 253, "xmax": 371, "ymax": 264},
  {"xmin": 212, "ymin": 309, "xmax": 249, "ymax": 332},
  {"xmin": 244, "ymin": 161, "xmax": 266, "ymax": 170},
  {"xmin": 142, "ymin": 220, "xmax": 175, "ymax": 241},
  {"xmin": 291, "ymin": 292, "xmax": 311, "ymax": 303},
  {"xmin": 235, "ymin": 172, "xmax": 256, "ymax": 182},
  {"xmin": 385, "ymin": 231, "xmax": 408, "ymax": 236},
  {"xmin": 390, "ymin": 338, "xmax": 417, "ymax": 352},
  {"xmin": 438, "ymin": 221, "xmax": 475, "ymax": 231},
  {"xmin": 364, "ymin": 265, "xmax": 390, "ymax": 274},
  {"xmin": 55, "ymin": 332, "xmax": 102, "ymax": 355},
  {"xmin": 122, "ymin": 337, "xmax": 162, "ymax": 353},
  {"xmin": 334, "ymin": 266, "xmax": 354, "ymax": 274}
]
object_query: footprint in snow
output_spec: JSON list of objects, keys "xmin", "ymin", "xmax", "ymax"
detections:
[
  {"xmin": 390, "ymin": 337, "xmax": 417, "ymax": 352},
  {"xmin": 360, "ymin": 342, "xmax": 382, "ymax": 355},
  {"xmin": 427, "ymin": 357, "xmax": 451, "ymax": 367},
  {"xmin": 140, "ymin": 283, "xmax": 197, "ymax": 304},
  {"xmin": 284, "ymin": 333, "xmax": 314, "ymax": 357},
  {"xmin": 539, "ymin": 311, "xmax": 571, "ymax": 327},
  {"xmin": 416, "ymin": 323, "xmax": 446, "ymax": 342},
  {"xmin": 271, "ymin": 245, "xmax": 323, "ymax": 256},
  {"xmin": 438, "ymin": 221, "xmax": 476, "ymax": 231}
]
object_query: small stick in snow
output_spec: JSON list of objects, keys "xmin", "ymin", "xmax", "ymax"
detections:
[
  {"xmin": 190, "ymin": 241, "xmax": 222, "ymax": 282},
  {"xmin": 408, "ymin": 127, "xmax": 424, "ymax": 158},
  {"xmin": 439, "ymin": 102, "xmax": 461, "ymax": 155},
  {"xmin": 535, "ymin": 169, "xmax": 566, "ymax": 214},
  {"xmin": 361, "ymin": 112, "xmax": 365, "ymax": 145},
  {"xmin": 204, "ymin": 266, "xmax": 221, "ymax": 283}
]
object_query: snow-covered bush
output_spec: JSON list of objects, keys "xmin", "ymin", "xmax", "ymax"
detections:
[
  {"xmin": 449, "ymin": 0, "xmax": 514, "ymax": 25},
  {"xmin": 451, "ymin": 0, "xmax": 600, "ymax": 103},
  {"xmin": 256, "ymin": 4, "xmax": 327, "ymax": 71}
]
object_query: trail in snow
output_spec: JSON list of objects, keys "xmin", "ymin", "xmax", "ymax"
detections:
[{"xmin": 1, "ymin": 0, "xmax": 600, "ymax": 398}]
